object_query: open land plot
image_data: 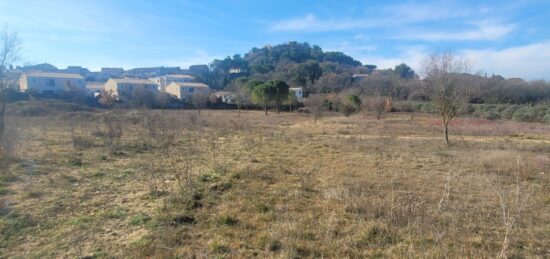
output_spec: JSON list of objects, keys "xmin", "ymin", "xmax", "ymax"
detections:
[{"xmin": 0, "ymin": 108, "xmax": 549, "ymax": 258}]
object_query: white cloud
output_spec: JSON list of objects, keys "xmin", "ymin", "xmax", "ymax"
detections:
[
  {"xmin": 269, "ymin": 2, "xmax": 483, "ymax": 33},
  {"xmin": 356, "ymin": 46, "xmax": 428, "ymax": 71},
  {"xmin": 354, "ymin": 42, "xmax": 550, "ymax": 80},
  {"xmin": 462, "ymin": 42, "xmax": 550, "ymax": 80},
  {"xmin": 394, "ymin": 21, "xmax": 516, "ymax": 41},
  {"xmin": 269, "ymin": 14, "xmax": 375, "ymax": 32}
]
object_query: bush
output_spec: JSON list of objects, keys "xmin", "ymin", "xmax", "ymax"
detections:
[
  {"xmin": 501, "ymin": 105, "xmax": 519, "ymax": 120},
  {"xmin": 512, "ymin": 107, "xmax": 536, "ymax": 122},
  {"xmin": 485, "ymin": 110, "xmax": 501, "ymax": 121},
  {"xmin": 542, "ymin": 113, "xmax": 550, "ymax": 124}
]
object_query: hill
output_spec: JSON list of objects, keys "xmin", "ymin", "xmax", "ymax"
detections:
[{"xmin": 198, "ymin": 41, "xmax": 370, "ymax": 90}]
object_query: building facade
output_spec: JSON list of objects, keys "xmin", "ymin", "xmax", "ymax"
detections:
[
  {"xmin": 165, "ymin": 82, "xmax": 210, "ymax": 101},
  {"xmin": 104, "ymin": 78, "xmax": 158, "ymax": 98},
  {"xmin": 150, "ymin": 74, "xmax": 195, "ymax": 91},
  {"xmin": 289, "ymin": 87, "xmax": 304, "ymax": 101},
  {"xmin": 19, "ymin": 72, "xmax": 85, "ymax": 94},
  {"xmin": 213, "ymin": 91, "xmax": 236, "ymax": 104}
]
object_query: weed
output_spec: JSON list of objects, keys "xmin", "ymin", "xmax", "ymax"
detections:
[{"xmin": 218, "ymin": 215, "xmax": 238, "ymax": 226}]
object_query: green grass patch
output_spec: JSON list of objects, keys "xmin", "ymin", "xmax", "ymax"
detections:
[
  {"xmin": 129, "ymin": 213, "xmax": 151, "ymax": 226},
  {"xmin": 217, "ymin": 215, "xmax": 238, "ymax": 226}
]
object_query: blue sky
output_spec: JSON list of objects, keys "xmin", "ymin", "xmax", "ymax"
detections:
[{"xmin": 1, "ymin": 0, "xmax": 549, "ymax": 79}]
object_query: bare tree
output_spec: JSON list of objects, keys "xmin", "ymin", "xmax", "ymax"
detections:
[
  {"xmin": 422, "ymin": 51, "xmax": 470, "ymax": 146},
  {"xmin": 235, "ymin": 86, "xmax": 250, "ymax": 117},
  {"xmin": 303, "ymin": 93, "xmax": 326, "ymax": 123},
  {"xmin": 364, "ymin": 94, "xmax": 386, "ymax": 120},
  {"xmin": 192, "ymin": 90, "xmax": 210, "ymax": 116},
  {"xmin": 0, "ymin": 25, "xmax": 21, "ymax": 142}
]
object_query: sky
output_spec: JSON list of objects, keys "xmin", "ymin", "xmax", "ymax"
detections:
[{"xmin": 1, "ymin": 0, "xmax": 549, "ymax": 80}]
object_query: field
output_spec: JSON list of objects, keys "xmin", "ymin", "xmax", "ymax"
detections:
[{"xmin": 1, "ymin": 105, "xmax": 549, "ymax": 258}]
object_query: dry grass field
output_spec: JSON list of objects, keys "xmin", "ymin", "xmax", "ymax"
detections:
[{"xmin": 1, "ymin": 105, "xmax": 549, "ymax": 258}]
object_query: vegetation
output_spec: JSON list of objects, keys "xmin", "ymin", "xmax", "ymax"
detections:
[{"xmin": 0, "ymin": 105, "xmax": 549, "ymax": 258}]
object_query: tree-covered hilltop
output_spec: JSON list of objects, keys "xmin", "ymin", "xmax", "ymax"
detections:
[{"xmin": 198, "ymin": 41, "xmax": 370, "ymax": 90}]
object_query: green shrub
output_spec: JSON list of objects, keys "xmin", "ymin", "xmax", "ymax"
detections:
[
  {"xmin": 501, "ymin": 105, "xmax": 519, "ymax": 120},
  {"xmin": 542, "ymin": 113, "xmax": 550, "ymax": 124},
  {"xmin": 512, "ymin": 107, "xmax": 536, "ymax": 122},
  {"xmin": 485, "ymin": 110, "xmax": 501, "ymax": 121}
]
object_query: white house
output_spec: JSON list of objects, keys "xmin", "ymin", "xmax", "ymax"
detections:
[
  {"xmin": 213, "ymin": 91, "xmax": 236, "ymax": 104},
  {"xmin": 150, "ymin": 74, "xmax": 195, "ymax": 91},
  {"xmin": 289, "ymin": 87, "xmax": 304, "ymax": 101},
  {"xmin": 104, "ymin": 78, "xmax": 158, "ymax": 98},
  {"xmin": 19, "ymin": 72, "xmax": 85, "ymax": 94},
  {"xmin": 165, "ymin": 82, "xmax": 210, "ymax": 101}
]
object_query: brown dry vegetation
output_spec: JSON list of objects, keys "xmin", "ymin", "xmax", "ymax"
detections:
[{"xmin": 0, "ymin": 105, "xmax": 549, "ymax": 258}]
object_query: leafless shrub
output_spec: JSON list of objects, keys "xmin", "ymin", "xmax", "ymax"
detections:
[
  {"xmin": 69, "ymin": 121, "xmax": 94, "ymax": 166},
  {"xmin": 363, "ymin": 94, "xmax": 386, "ymax": 120},
  {"xmin": 493, "ymin": 158, "xmax": 530, "ymax": 259},
  {"xmin": 92, "ymin": 114, "xmax": 123, "ymax": 153},
  {"xmin": 303, "ymin": 94, "xmax": 327, "ymax": 123}
]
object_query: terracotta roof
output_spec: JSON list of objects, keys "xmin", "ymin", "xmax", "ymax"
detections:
[
  {"xmin": 111, "ymin": 78, "xmax": 156, "ymax": 84},
  {"xmin": 23, "ymin": 71, "xmax": 84, "ymax": 79},
  {"xmin": 168, "ymin": 82, "xmax": 209, "ymax": 88}
]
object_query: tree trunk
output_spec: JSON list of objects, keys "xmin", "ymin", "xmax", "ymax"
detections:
[
  {"xmin": 264, "ymin": 103, "xmax": 267, "ymax": 115},
  {"xmin": 277, "ymin": 104, "xmax": 280, "ymax": 114},
  {"xmin": 314, "ymin": 115, "xmax": 317, "ymax": 123},
  {"xmin": 0, "ymin": 97, "xmax": 5, "ymax": 140},
  {"xmin": 238, "ymin": 105, "xmax": 241, "ymax": 117},
  {"xmin": 444, "ymin": 122, "xmax": 450, "ymax": 146}
]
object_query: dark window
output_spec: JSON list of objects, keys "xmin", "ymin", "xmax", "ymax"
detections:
[
  {"xmin": 189, "ymin": 87, "xmax": 194, "ymax": 93},
  {"xmin": 46, "ymin": 79, "xmax": 55, "ymax": 87}
]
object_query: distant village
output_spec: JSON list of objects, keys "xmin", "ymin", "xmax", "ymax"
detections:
[{"xmin": 5, "ymin": 63, "xmax": 305, "ymax": 106}]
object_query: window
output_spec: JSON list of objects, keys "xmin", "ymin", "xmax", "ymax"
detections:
[
  {"xmin": 46, "ymin": 79, "xmax": 55, "ymax": 87},
  {"xmin": 189, "ymin": 87, "xmax": 194, "ymax": 93}
]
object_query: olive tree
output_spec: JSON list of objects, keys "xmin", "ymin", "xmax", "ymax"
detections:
[{"xmin": 422, "ymin": 51, "xmax": 470, "ymax": 146}]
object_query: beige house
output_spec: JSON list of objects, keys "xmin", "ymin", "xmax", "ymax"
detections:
[
  {"xmin": 150, "ymin": 74, "xmax": 194, "ymax": 91},
  {"xmin": 165, "ymin": 82, "xmax": 210, "ymax": 101},
  {"xmin": 104, "ymin": 78, "xmax": 158, "ymax": 98},
  {"xmin": 19, "ymin": 72, "xmax": 85, "ymax": 94}
]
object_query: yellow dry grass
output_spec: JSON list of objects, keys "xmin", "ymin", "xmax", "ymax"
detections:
[{"xmin": 0, "ymin": 108, "xmax": 549, "ymax": 258}]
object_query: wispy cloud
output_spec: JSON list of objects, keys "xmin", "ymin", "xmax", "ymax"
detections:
[
  {"xmin": 269, "ymin": 14, "xmax": 373, "ymax": 32},
  {"xmin": 393, "ymin": 21, "xmax": 516, "ymax": 41},
  {"xmin": 462, "ymin": 42, "xmax": 550, "ymax": 80},
  {"xmin": 269, "ymin": 1, "xmax": 477, "ymax": 32},
  {"xmin": 269, "ymin": 1, "xmax": 515, "ymax": 42}
]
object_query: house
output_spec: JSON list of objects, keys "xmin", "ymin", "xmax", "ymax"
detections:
[
  {"xmin": 150, "ymin": 74, "xmax": 195, "ymax": 91},
  {"xmin": 352, "ymin": 74, "xmax": 369, "ymax": 79},
  {"xmin": 104, "ymin": 78, "xmax": 158, "ymax": 98},
  {"xmin": 229, "ymin": 67, "xmax": 246, "ymax": 74},
  {"xmin": 289, "ymin": 87, "xmax": 304, "ymax": 101},
  {"xmin": 85, "ymin": 82, "xmax": 105, "ymax": 97},
  {"xmin": 165, "ymin": 82, "xmax": 210, "ymax": 101},
  {"xmin": 19, "ymin": 72, "xmax": 85, "ymax": 94},
  {"xmin": 213, "ymin": 91, "xmax": 236, "ymax": 104}
]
